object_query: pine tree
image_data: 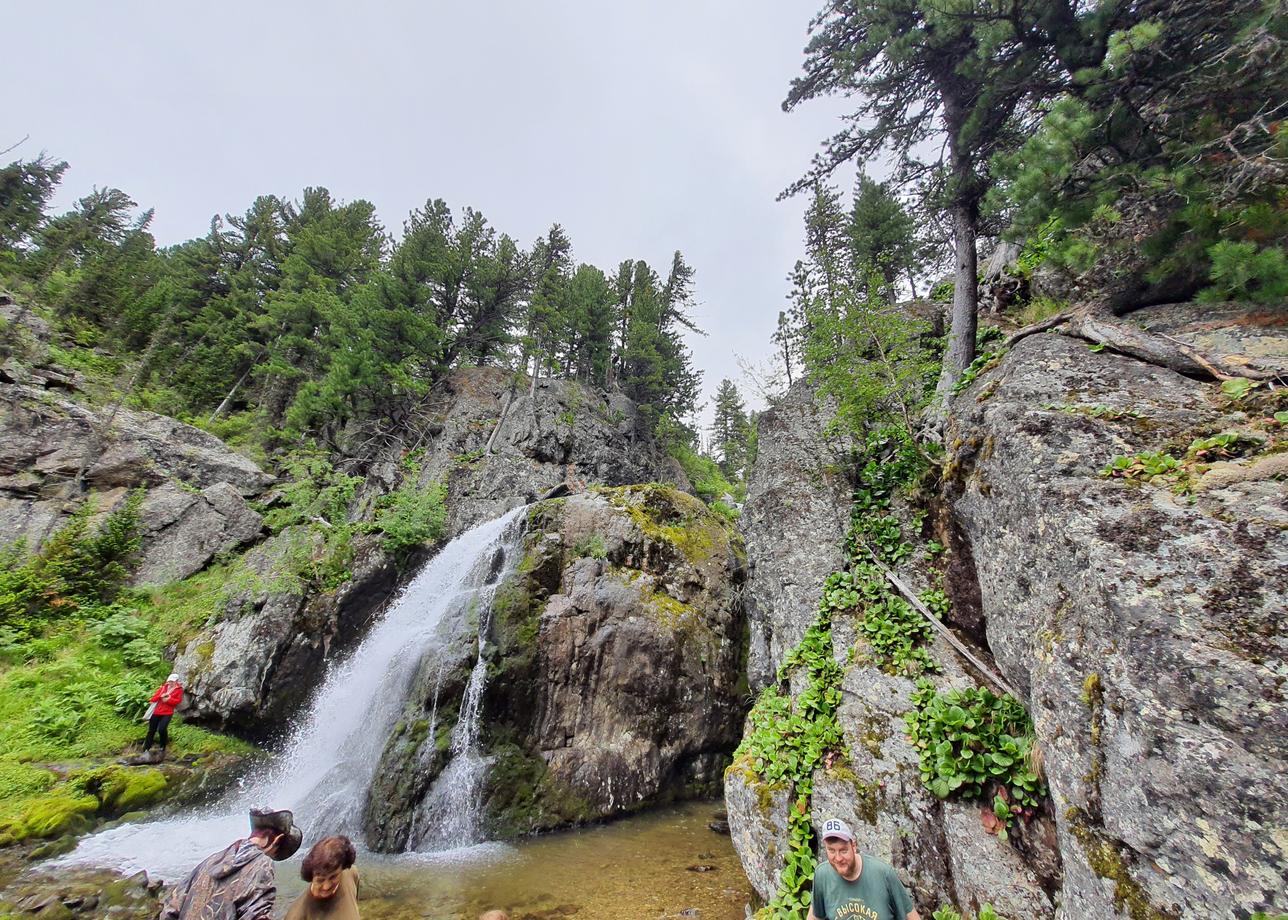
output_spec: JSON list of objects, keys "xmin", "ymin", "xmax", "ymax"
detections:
[
  {"xmin": 0, "ymin": 155, "xmax": 68, "ymax": 257},
  {"xmin": 784, "ymin": 0, "xmax": 1056, "ymax": 397},
  {"xmin": 710, "ymin": 378, "xmax": 751, "ymax": 479},
  {"xmin": 848, "ymin": 175, "xmax": 921, "ymax": 298}
]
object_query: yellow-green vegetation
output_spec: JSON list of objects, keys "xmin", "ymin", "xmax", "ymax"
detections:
[
  {"xmin": 667, "ymin": 440, "xmax": 745, "ymax": 520},
  {"xmin": 845, "ymin": 429, "xmax": 938, "ymax": 676},
  {"xmin": 1066, "ymin": 807, "xmax": 1178, "ymax": 920},
  {"xmin": 728, "ymin": 427, "xmax": 940, "ymax": 919},
  {"xmin": 1101, "ymin": 429, "xmax": 1271, "ymax": 492},
  {"xmin": 132, "ymin": 563, "xmax": 250, "ymax": 648},
  {"xmin": 731, "ymin": 612, "xmax": 845, "ymax": 919},
  {"xmin": 371, "ymin": 458, "xmax": 448, "ymax": 558},
  {"xmin": 0, "ymin": 494, "xmax": 253, "ymax": 847},
  {"xmin": 596, "ymin": 483, "xmax": 739, "ymax": 568},
  {"xmin": 932, "ymin": 905, "xmax": 1008, "ymax": 920}
]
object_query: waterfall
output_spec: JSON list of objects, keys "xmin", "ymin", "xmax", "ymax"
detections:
[
  {"xmin": 57, "ymin": 507, "xmax": 524, "ymax": 880},
  {"xmin": 409, "ymin": 598, "xmax": 495, "ymax": 849}
]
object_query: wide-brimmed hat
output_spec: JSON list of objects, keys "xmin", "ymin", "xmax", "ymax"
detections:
[{"xmin": 249, "ymin": 808, "xmax": 303, "ymax": 860}]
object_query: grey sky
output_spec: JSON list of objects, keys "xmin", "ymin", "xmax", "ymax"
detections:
[{"xmin": 6, "ymin": 1, "xmax": 852, "ymax": 430}]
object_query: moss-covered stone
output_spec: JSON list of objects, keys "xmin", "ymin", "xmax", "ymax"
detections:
[
  {"xmin": 4, "ymin": 792, "xmax": 98, "ymax": 841},
  {"xmin": 595, "ymin": 483, "xmax": 737, "ymax": 568},
  {"xmin": 1067, "ymin": 807, "xmax": 1178, "ymax": 920},
  {"xmin": 481, "ymin": 737, "xmax": 598, "ymax": 838}
]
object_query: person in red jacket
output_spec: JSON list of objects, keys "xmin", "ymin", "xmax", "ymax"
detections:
[{"xmin": 143, "ymin": 673, "xmax": 184, "ymax": 758}]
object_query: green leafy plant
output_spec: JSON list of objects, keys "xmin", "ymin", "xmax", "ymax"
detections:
[
  {"xmin": 933, "ymin": 906, "xmax": 1007, "ymax": 920},
  {"xmin": 1186, "ymin": 432, "xmax": 1262, "ymax": 462},
  {"xmin": 735, "ymin": 599, "xmax": 846, "ymax": 918},
  {"xmin": 571, "ymin": 534, "xmax": 608, "ymax": 560},
  {"xmin": 906, "ymin": 681, "xmax": 1046, "ymax": 837},
  {"xmin": 1220, "ymin": 377, "xmax": 1259, "ymax": 401},
  {"xmin": 262, "ymin": 447, "xmax": 361, "ymax": 534},
  {"xmin": 1100, "ymin": 451, "xmax": 1182, "ymax": 483},
  {"xmin": 952, "ymin": 349, "xmax": 1004, "ymax": 395},
  {"xmin": 372, "ymin": 463, "xmax": 447, "ymax": 558},
  {"xmin": 0, "ymin": 491, "xmax": 144, "ymax": 637}
]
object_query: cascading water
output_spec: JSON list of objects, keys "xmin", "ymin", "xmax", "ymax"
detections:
[
  {"xmin": 57, "ymin": 508, "xmax": 524, "ymax": 880},
  {"xmin": 409, "ymin": 599, "xmax": 495, "ymax": 849}
]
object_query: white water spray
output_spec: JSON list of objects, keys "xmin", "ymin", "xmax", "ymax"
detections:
[{"xmin": 58, "ymin": 508, "xmax": 524, "ymax": 880}]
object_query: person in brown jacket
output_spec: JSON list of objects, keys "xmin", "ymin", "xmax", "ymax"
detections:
[
  {"xmin": 160, "ymin": 809, "xmax": 303, "ymax": 920},
  {"xmin": 285, "ymin": 835, "xmax": 360, "ymax": 920}
]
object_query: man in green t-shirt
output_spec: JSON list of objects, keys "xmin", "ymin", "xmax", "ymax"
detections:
[{"xmin": 807, "ymin": 818, "xmax": 921, "ymax": 920}]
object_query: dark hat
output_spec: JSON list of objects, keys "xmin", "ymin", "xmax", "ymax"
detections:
[{"xmin": 249, "ymin": 808, "xmax": 303, "ymax": 861}]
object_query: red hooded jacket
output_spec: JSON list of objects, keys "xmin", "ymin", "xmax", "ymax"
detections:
[{"xmin": 150, "ymin": 681, "xmax": 184, "ymax": 717}]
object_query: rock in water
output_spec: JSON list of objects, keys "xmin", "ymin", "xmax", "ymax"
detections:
[{"xmin": 366, "ymin": 486, "xmax": 748, "ymax": 849}]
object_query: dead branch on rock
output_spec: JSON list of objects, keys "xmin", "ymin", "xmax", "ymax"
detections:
[
  {"xmin": 1002, "ymin": 309, "xmax": 1283, "ymax": 383},
  {"xmin": 1065, "ymin": 313, "xmax": 1283, "ymax": 382},
  {"xmin": 1003, "ymin": 312, "xmax": 1074, "ymax": 347}
]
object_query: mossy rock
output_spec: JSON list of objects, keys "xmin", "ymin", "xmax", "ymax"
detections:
[
  {"xmin": 481, "ymin": 738, "xmax": 598, "ymax": 837},
  {"xmin": 595, "ymin": 483, "xmax": 737, "ymax": 568},
  {"xmin": 72, "ymin": 764, "xmax": 169, "ymax": 814},
  {"xmin": 3, "ymin": 792, "xmax": 98, "ymax": 841}
]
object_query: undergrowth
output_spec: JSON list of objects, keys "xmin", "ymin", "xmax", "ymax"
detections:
[
  {"xmin": 0, "ymin": 494, "xmax": 251, "ymax": 845},
  {"xmin": 732, "ymin": 427, "xmax": 937, "ymax": 919},
  {"xmin": 906, "ymin": 682, "xmax": 1045, "ymax": 838}
]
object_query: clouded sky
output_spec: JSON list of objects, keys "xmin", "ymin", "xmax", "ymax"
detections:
[{"xmin": 6, "ymin": 1, "xmax": 853, "ymax": 430}]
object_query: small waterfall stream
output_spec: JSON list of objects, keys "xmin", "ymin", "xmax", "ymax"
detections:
[
  {"xmin": 409, "ymin": 599, "xmax": 495, "ymax": 849},
  {"xmin": 58, "ymin": 508, "xmax": 524, "ymax": 880}
]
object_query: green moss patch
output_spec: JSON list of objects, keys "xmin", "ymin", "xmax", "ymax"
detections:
[
  {"xmin": 481, "ymin": 738, "xmax": 598, "ymax": 837},
  {"xmin": 1067, "ymin": 807, "xmax": 1178, "ymax": 920},
  {"xmin": 595, "ymin": 483, "xmax": 737, "ymax": 568}
]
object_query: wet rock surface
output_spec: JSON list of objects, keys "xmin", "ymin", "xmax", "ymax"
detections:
[
  {"xmin": 366, "ymin": 486, "xmax": 748, "ymax": 850},
  {"xmin": 0, "ymin": 866, "xmax": 159, "ymax": 920}
]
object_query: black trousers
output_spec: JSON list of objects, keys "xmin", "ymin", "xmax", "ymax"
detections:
[{"xmin": 144, "ymin": 713, "xmax": 172, "ymax": 750}]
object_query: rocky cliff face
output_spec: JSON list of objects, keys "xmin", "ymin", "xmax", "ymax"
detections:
[
  {"xmin": 726, "ymin": 305, "xmax": 1286, "ymax": 919},
  {"xmin": 0, "ymin": 368, "xmax": 272, "ymax": 589},
  {"xmin": 1, "ymin": 317, "xmax": 687, "ymax": 738},
  {"xmin": 366, "ymin": 486, "xmax": 748, "ymax": 850},
  {"xmin": 174, "ymin": 369, "xmax": 687, "ymax": 735},
  {"xmin": 741, "ymin": 382, "xmax": 854, "ymax": 690},
  {"xmin": 946, "ymin": 327, "xmax": 1285, "ymax": 919}
]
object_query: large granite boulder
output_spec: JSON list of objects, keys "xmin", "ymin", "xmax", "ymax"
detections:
[
  {"xmin": 944, "ymin": 325, "xmax": 1287, "ymax": 919},
  {"xmin": 740, "ymin": 381, "xmax": 854, "ymax": 690},
  {"xmin": 365, "ymin": 486, "xmax": 748, "ymax": 850},
  {"xmin": 0, "ymin": 381, "xmax": 271, "ymax": 583}
]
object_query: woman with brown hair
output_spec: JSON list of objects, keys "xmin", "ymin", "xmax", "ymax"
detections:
[{"xmin": 285, "ymin": 835, "xmax": 360, "ymax": 920}]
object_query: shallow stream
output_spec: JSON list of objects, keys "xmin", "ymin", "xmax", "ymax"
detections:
[{"xmin": 272, "ymin": 800, "xmax": 750, "ymax": 920}]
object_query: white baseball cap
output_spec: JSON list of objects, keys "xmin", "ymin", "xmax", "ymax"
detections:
[{"xmin": 820, "ymin": 818, "xmax": 855, "ymax": 842}]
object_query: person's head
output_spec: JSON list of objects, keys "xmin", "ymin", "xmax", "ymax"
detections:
[
  {"xmin": 479, "ymin": 912, "xmax": 510, "ymax": 920},
  {"xmin": 819, "ymin": 818, "xmax": 859, "ymax": 878},
  {"xmin": 301, "ymin": 835, "xmax": 357, "ymax": 899},
  {"xmin": 248, "ymin": 808, "xmax": 303, "ymax": 861},
  {"xmin": 166, "ymin": 672, "xmax": 181, "ymax": 684}
]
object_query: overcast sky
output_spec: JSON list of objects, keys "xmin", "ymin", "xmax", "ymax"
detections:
[{"xmin": 5, "ymin": 1, "xmax": 855, "ymax": 430}]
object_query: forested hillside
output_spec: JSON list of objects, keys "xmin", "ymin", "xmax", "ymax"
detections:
[{"xmin": 0, "ymin": 174, "xmax": 719, "ymax": 460}]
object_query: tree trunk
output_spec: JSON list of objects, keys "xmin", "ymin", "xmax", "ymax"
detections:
[
  {"xmin": 208, "ymin": 363, "xmax": 255, "ymax": 424},
  {"xmin": 934, "ymin": 201, "xmax": 979, "ymax": 402}
]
